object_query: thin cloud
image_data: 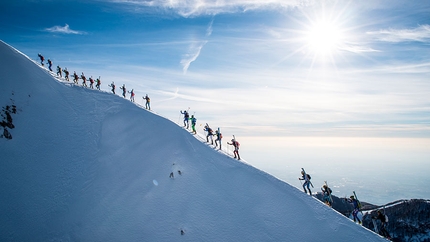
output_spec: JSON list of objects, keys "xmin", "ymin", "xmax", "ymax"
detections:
[
  {"xmin": 206, "ymin": 19, "xmax": 214, "ymax": 36},
  {"xmin": 181, "ymin": 20, "xmax": 213, "ymax": 74},
  {"xmin": 110, "ymin": 0, "xmax": 302, "ymax": 17},
  {"xmin": 339, "ymin": 44, "xmax": 380, "ymax": 53},
  {"xmin": 44, "ymin": 24, "xmax": 86, "ymax": 35},
  {"xmin": 367, "ymin": 24, "xmax": 430, "ymax": 43},
  {"xmin": 180, "ymin": 41, "xmax": 207, "ymax": 74}
]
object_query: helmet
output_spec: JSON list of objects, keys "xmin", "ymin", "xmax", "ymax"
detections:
[{"xmin": 350, "ymin": 196, "xmax": 354, "ymax": 199}]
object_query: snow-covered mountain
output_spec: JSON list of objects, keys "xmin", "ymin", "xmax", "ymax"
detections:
[{"xmin": 0, "ymin": 40, "xmax": 385, "ymax": 241}]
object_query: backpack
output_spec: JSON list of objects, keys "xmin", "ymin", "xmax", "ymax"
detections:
[
  {"xmin": 235, "ymin": 141, "xmax": 240, "ymax": 147},
  {"xmin": 219, "ymin": 133, "xmax": 223, "ymax": 139},
  {"xmin": 306, "ymin": 174, "xmax": 311, "ymax": 180}
]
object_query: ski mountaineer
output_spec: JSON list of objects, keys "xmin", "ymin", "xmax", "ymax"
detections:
[
  {"xmin": 96, "ymin": 77, "xmax": 101, "ymax": 90},
  {"xmin": 38, "ymin": 53, "xmax": 44, "ymax": 66},
  {"xmin": 89, "ymin": 76, "xmax": 95, "ymax": 89},
  {"xmin": 143, "ymin": 94, "xmax": 150, "ymax": 110},
  {"xmin": 108, "ymin": 82, "xmax": 116, "ymax": 94},
  {"xmin": 372, "ymin": 210, "xmax": 391, "ymax": 239},
  {"xmin": 227, "ymin": 138, "xmax": 241, "ymax": 160},
  {"xmin": 63, "ymin": 68, "xmax": 69, "ymax": 81},
  {"xmin": 214, "ymin": 128, "xmax": 222, "ymax": 149},
  {"xmin": 180, "ymin": 110, "xmax": 190, "ymax": 129},
  {"xmin": 73, "ymin": 71, "xmax": 79, "ymax": 84},
  {"xmin": 345, "ymin": 195, "xmax": 362, "ymax": 224},
  {"xmin": 204, "ymin": 124, "xmax": 214, "ymax": 145},
  {"xmin": 47, "ymin": 59, "xmax": 53, "ymax": 71},
  {"xmin": 321, "ymin": 184, "xmax": 333, "ymax": 206},
  {"xmin": 56, "ymin": 65, "xmax": 62, "ymax": 77},
  {"xmin": 190, "ymin": 115, "xmax": 197, "ymax": 134},
  {"xmin": 119, "ymin": 84, "xmax": 126, "ymax": 98},
  {"xmin": 299, "ymin": 171, "xmax": 312, "ymax": 195},
  {"xmin": 81, "ymin": 72, "xmax": 87, "ymax": 87},
  {"xmin": 128, "ymin": 89, "xmax": 135, "ymax": 102}
]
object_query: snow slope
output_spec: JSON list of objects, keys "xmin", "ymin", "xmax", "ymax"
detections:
[{"xmin": 0, "ymin": 40, "xmax": 385, "ymax": 241}]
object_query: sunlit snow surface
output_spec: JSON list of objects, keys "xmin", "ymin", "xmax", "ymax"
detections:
[{"xmin": 0, "ymin": 40, "xmax": 385, "ymax": 241}]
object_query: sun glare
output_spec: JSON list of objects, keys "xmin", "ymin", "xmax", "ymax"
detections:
[{"xmin": 305, "ymin": 21, "xmax": 343, "ymax": 56}]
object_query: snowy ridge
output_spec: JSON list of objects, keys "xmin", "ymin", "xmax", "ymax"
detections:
[
  {"xmin": 27, "ymin": 48, "xmax": 241, "ymax": 162},
  {"xmin": 0, "ymin": 40, "xmax": 385, "ymax": 241}
]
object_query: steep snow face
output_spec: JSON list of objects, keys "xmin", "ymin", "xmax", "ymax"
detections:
[{"xmin": 0, "ymin": 40, "xmax": 385, "ymax": 241}]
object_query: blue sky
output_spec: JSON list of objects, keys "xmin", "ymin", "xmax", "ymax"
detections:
[{"xmin": 1, "ymin": 0, "xmax": 430, "ymax": 138}]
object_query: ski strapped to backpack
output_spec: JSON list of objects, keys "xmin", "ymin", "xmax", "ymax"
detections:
[
  {"xmin": 353, "ymin": 191, "xmax": 363, "ymax": 214},
  {"xmin": 324, "ymin": 181, "xmax": 334, "ymax": 205}
]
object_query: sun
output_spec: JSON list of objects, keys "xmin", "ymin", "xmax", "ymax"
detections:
[{"xmin": 305, "ymin": 20, "xmax": 343, "ymax": 57}]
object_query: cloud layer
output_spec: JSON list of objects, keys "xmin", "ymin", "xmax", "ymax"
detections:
[
  {"xmin": 180, "ymin": 20, "xmax": 213, "ymax": 73},
  {"xmin": 367, "ymin": 25, "xmax": 430, "ymax": 43},
  {"xmin": 44, "ymin": 24, "xmax": 86, "ymax": 35},
  {"xmin": 111, "ymin": 0, "xmax": 303, "ymax": 17}
]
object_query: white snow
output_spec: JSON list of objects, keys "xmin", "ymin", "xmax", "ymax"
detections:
[{"xmin": 0, "ymin": 40, "xmax": 386, "ymax": 241}]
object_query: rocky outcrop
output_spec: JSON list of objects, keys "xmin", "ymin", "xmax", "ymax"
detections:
[{"xmin": 1, "ymin": 93, "xmax": 18, "ymax": 140}]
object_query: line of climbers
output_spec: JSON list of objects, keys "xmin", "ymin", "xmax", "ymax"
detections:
[
  {"xmin": 299, "ymin": 169, "xmax": 391, "ymax": 240},
  {"xmin": 180, "ymin": 109, "xmax": 241, "ymax": 160},
  {"xmin": 37, "ymin": 53, "xmax": 151, "ymax": 110},
  {"xmin": 37, "ymin": 53, "xmax": 239, "ymax": 160}
]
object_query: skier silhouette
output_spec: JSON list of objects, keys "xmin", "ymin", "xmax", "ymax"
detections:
[
  {"xmin": 372, "ymin": 210, "xmax": 391, "ymax": 239},
  {"xmin": 88, "ymin": 76, "xmax": 95, "ymax": 89},
  {"xmin": 128, "ymin": 89, "xmax": 135, "ymax": 102},
  {"xmin": 108, "ymin": 82, "xmax": 116, "ymax": 94},
  {"xmin": 96, "ymin": 77, "xmax": 101, "ymax": 90},
  {"xmin": 143, "ymin": 94, "xmax": 150, "ymax": 110},
  {"xmin": 38, "ymin": 53, "xmax": 44, "ymax": 66},
  {"xmin": 47, "ymin": 59, "xmax": 53, "ymax": 71},
  {"xmin": 180, "ymin": 110, "xmax": 190, "ymax": 129},
  {"xmin": 190, "ymin": 115, "xmax": 197, "ymax": 134},
  {"xmin": 299, "ymin": 171, "xmax": 312, "ymax": 195},
  {"xmin": 73, "ymin": 71, "xmax": 79, "ymax": 84},
  {"xmin": 321, "ymin": 184, "xmax": 333, "ymax": 206},
  {"xmin": 63, "ymin": 68, "xmax": 69, "ymax": 81},
  {"xmin": 214, "ymin": 128, "xmax": 222, "ymax": 149},
  {"xmin": 204, "ymin": 124, "xmax": 214, "ymax": 145},
  {"xmin": 345, "ymin": 196, "xmax": 362, "ymax": 224},
  {"xmin": 120, "ymin": 84, "xmax": 126, "ymax": 98},
  {"xmin": 81, "ymin": 72, "xmax": 87, "ymax": 87},
  {"xmin": 227, "ymin": 138, "xmax": 240, "ymax": 160},
  {"xmin": 56, "ymin": 65, "xmax": 62, "ymax": 77}
]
